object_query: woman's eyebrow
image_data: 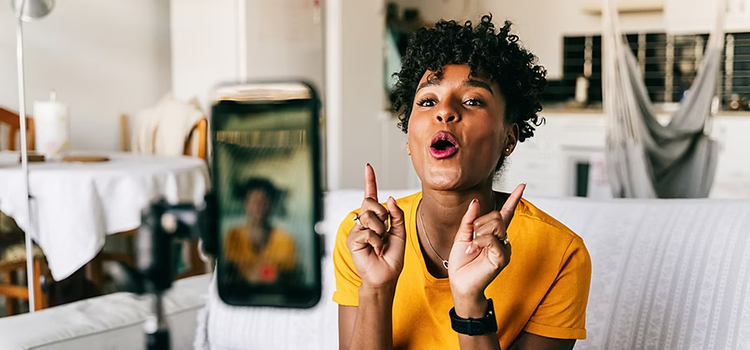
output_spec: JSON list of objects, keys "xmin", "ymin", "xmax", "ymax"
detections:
[
  {"xmin": 415, "ymin": 78, "xmax": 494, "ymax": 95},
  {"xmin": 417, "ymin": 79, "xmax": 440, "ymax": 92},
  {"xmin": 462, "ymin": 80, "xmax": 494, "ymax": 95}
]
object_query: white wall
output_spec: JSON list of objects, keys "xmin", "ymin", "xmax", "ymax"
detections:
[
  {"xmin": 170, "ymin": 0, "xmax": 325, "ymax": 112},
  {"xmin": 169, "ymin": 0, "xmax": 241, "ymax": 112},
  {"xmin": 327, "ymin": 0, "xmax": 414, "ymax": 190},
  {"xmin": 243, "ymin": 0, "xmax": 324, "ymax": 92},
  {"xmin": 667, "ymin": 0, "xmax": 750, "ymax": 33},
  {"xmin": 337, "ymin": 0, "xmax": 388, "ymax": 189},
  {"xmin": 0, "ymin": 0, "xmax": 171, "ymax": 151}
]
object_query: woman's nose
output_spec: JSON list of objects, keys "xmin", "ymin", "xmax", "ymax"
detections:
[
  {"xmin": 435, "ymin": 101, "xmax": 461, "ymax": 123},
  {"xmin": 436, "ymin": 114, "xmax": 456, "ymax": 123}
]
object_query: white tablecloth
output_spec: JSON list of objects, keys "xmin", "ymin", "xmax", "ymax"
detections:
[{"xmin": 0, "ymin": 151, "xmax": 209, "ymax": 280}]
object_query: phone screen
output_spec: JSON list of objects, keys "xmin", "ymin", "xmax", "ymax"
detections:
[{"xmin": 211, "ymin": 83, "xmax": 322, "ymax": 308}]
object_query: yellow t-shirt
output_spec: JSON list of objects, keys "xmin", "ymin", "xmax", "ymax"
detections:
[
  {"xmin": 224, "ymin": 226, "xmax": 297, "ymax": 279},
  {"xmin": 332, "ymin": 192, "xmax": 591, "ymax": 349}
]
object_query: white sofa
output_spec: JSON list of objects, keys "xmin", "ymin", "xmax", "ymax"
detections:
[
  {"xmin": 0, "ymin": 274, "xmax": 211, "ymax": 350},
  {"xmin": 1, "ymin": 190, "xmax": 749, "ymax": 350}
]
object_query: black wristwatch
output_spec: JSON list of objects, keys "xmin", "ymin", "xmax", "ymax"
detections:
[{"xmin": 449, "ymin": 298, "xmax": 498, "ymax": 336}]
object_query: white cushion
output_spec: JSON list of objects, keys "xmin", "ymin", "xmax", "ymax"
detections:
[{"xmin": 0, "ymin": 274, "xmax": 211, "ymax": 350}]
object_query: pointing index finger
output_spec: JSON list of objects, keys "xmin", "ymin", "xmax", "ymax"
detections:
[
  {"xmin": 454, "ymin": 199, "xmax": 480, "ymax": 243},
  {"xmin": 364, "ymin": 163, "xmax": 378, "ymax": 201},
  {"xmin": 500, "ymin": 183, "xmax": 526, "ymax": 228}
]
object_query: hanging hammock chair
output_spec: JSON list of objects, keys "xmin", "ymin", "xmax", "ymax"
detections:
[{"xmin": 602, "ymin": 0, "xmax": 727, "ymax": 198}]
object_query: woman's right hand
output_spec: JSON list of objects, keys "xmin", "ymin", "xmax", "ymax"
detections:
[{"xmin": 346, "ymin": 164, "xmax": 407, "ymax": 289}]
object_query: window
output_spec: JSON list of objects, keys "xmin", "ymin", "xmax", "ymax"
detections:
[{"xmin": 549, "ymin": 32, "xmax": 750, "ymax": 111}]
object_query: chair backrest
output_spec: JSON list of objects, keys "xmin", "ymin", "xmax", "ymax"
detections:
[
  {"xmin": 122, "ymin": 113, "xmax": 207, "ymax": 160},
  {"xmin": 184, "ymin": 118, "xmax": 208, "ymax": 160},
  {"xmin": 0, "ymin": 107, "xmax": 34, "ymax": 151}
]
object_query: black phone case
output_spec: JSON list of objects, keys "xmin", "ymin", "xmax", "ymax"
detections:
[{"xmin": 210, "ymin": 80, "xmax": 324, "ymax": 309}]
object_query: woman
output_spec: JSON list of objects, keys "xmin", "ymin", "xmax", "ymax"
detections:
[
  {"xmin": 224, "ymin": 177, "xmax": 296, "ymax": 284},
  {"xmin": 333, "ymin": 15, "xmax": 591, "ymax": 350}
]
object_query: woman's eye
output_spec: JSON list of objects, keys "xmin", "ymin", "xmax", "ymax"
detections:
[
  {"xmin": 417, "ymin": 99, "xmax": 436, "ymax": 107},
  {"xmin": 464, "ymin": 99, "xmax": 483, "ymax": 107}
]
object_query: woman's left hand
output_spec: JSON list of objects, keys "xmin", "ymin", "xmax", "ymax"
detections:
[{"xmin": 448, "ymin": 184, "xmax": 526, "ymax": 303}]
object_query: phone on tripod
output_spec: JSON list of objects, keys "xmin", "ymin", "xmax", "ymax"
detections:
[{"xmin": 210, "ymin": 82, "xmax": 324, "ymax": 308}]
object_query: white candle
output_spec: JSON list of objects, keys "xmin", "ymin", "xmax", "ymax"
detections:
[{"xmin": 33, "ymin": 92, "xmax": 70, "ymax": 159}]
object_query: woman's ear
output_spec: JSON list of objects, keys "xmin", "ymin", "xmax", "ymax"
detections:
[
  {"xmin": 406, "ymin": 141, "xmax": 411, "ymax": 156},
  {"xmin": 505, "ymin": 124, "xmax": 520, "ymax": 155}
]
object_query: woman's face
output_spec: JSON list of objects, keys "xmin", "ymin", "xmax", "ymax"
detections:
[
  {"xmin": 407, "ymin": 64, "xmax": 517, "ymax": 191},
  {"xmin": 245, "ymin": 189, "xmax": 271, "ymax": 224}
]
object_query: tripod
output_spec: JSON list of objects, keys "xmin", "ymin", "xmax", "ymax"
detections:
[{"xmin": 110, "ymin": 199, "xmax": 210, "ymax": 350}]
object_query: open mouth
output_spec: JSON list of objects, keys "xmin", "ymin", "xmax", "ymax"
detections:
[{"xmin": 430, "ymin": 131, "xmax": 459, "ymax": 159}]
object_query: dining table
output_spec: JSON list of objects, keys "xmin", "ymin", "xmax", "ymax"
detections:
[{"xmin": 0, "ymin": 151, "xmax": 209, "ymax": 281}]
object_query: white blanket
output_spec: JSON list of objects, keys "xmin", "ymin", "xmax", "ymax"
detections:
[{"xmin": 532, "ymin": 197, "xmax": 750, "ymax": 350}]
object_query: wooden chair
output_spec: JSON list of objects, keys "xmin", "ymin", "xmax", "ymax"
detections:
[
  {"xmin": 96, "ymin": 115, "xmax": 209, "ymax": 285},
  {"xmin": 176, "ymin": 117, "xmax": 208, "ymax": 278},
  {"xmin": 0, "ymin": 107, "xmax": 35, "ymax": 151},
  {"xmin": 0, "ymin": 233, "xmax": 47, "ymax": 315},
  {"xmin": 0, "ymin": 107, "xmax": 48, "ymax": 315},
  {"xmin": 182, "ymin": 117, "xmax": 209, "ymax": 160}
]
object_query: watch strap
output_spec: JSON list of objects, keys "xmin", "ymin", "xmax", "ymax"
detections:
[{"xmin": 449, "ymin": 298, "xmax": 498, "ymax": 336}]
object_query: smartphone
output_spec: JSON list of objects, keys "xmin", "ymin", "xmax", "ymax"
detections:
[{"xmin": 211, "ymin": 82, "xmax": 323, "ymax": 308}]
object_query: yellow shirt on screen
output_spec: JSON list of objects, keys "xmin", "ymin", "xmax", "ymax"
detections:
[
  {"xmin": 224, "ymin": 226, "xmax": 296, "ymax": 274},
  {"xmin": 332, "ymin": 192, "xmax": 591, "ymax": 349}
]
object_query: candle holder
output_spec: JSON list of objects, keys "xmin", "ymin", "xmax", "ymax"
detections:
[{"xmin": 34, "ymin": 91, "xmax": 70, "ymax": 160}]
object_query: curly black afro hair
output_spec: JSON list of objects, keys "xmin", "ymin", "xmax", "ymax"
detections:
[
  {"xmin": 391, "ymin": 14, "xmax": 547, "ymax": 142},
  {"xmin": 235, "ymin": 177, "xmax": 287, "ymax": 216},
  {"xmin": 235, "ymin": 177, "xmax": 280, "ymax": 202}
]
